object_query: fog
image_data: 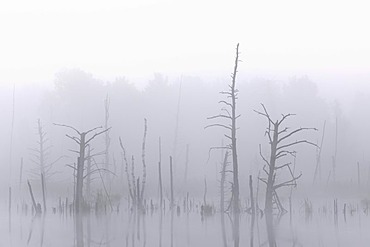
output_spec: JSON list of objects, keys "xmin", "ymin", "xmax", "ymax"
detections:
[{"xmin": 1, "ymin": 0, "xmax": 370, "ymax": 246}]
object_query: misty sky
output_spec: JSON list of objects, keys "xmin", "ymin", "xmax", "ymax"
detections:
[{"xmin": 0, "ymin": 0, "xmax": 369, "ymax": 91}]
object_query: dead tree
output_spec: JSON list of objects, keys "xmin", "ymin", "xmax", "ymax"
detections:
[
  {"xmin": 183, "ymin": 144, "xmax": 189, "ymax": 185},
  {"xmin": 255, "ymin": 104, "xmax": 317, "ymax": 217},
  {"xmin": 140, "ymin": 118, "xmax": 148, "ymax": 208},
  {"xmin": 27, "ymin": 180, "xmax": 41, "ymax": 214},
  {"xmin": 85, "ymin": 145, "xmax": 92, "ymax": 202},
  {"xmin": 104, "ymin": 95, "xmax": 111, "ymax": 185},
  {"xmin": 332, "ymin": 117, "xmax": 338, "ymax": 183},
  {"xmin": 30, "ymin": 119, "xmax": 62, "ymax": 212},
  {"xmin": 54, "ymin": 123, "xmax": 110, "ymax": 213},
  {"xmin": 206, "ymin": 43, "xmax": 241, "ymax": 214},
  {"xmin": 313, "ymin": 121, "xmax": 326, "ymax": 184},
  {"xmin": 119, "ymin": 137, "xmax": 136, "ymax": 205},
  {"xmin": 220, "ymin": 151, "xmax": 229, "ymax": 247},
  {"xmin": 170, "ymin": 156, "xmax": 174, "ymax": 209},
  {"xmin": 118, "ymin": 119, "xmax": 148, "ymax": 212},
  {"xmin": 158, "ymin": 137, "xmax": 163, "ymax": 211}
]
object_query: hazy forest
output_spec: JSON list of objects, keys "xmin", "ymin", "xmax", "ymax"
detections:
[
  {"xmin": 2, "ymin": 0, "xmax": 370, "ymax": 246},
  {"xmin": 1, "ymin": 43, "xmax": 370, "ymax": 247}
]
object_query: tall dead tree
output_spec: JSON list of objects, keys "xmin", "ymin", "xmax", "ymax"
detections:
[
  {"xmin": 255, "ymin": 104, "xmax": 317, "ymax": 217},
  {"xmin": 119, "ymin": 119, "xmax": 148, "ymax": 212},
  {"xmin": 54, "ymin": 123, "xmax": 110, "ymax": 213},
  {"xmin": 206, "ymin": 43, "xmax": 241, "ymax": 214},
  {"xmin": 140, "ymin": 118, "xmax": 148, "ymax": 207},
  {"xmin": 172, "ymin": 77, "xmax": 182, "ymax": 173},
  {"xmin": 30, "ymin": 119, "xmax": 62, "ymax": 212},
  {"xmin": 332, "ymin": 117, "xmax": 338, "ymax": 183},
  {"xmin": 183, "ymin": 144, "xmax": 189, "ymax": 185},
  {"xmin": 158, "ymin": 137, "xmax": 163, "ymax": 210},
  {"xmin": 313, "ymin": 121, "xmax": 326, "ymax": 184},
  {"xmin": 220, "ymin": 151, "xmax": 229, "ymax": 247},
  {"xmin": 104, "ymin": 95, "xmax": 111, "ymax": 184}
]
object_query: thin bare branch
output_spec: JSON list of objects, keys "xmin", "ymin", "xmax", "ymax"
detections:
[
  {"xmin": 259, "ymin": 144, "xmax": 270, "ymax": 167},
  {"xmin": 278, "ymin": 127, "xmax": 318, "ymax": 144},
  {"xmin": 53, "ymin": 123, "xmax": 81, "ymax": 135},
  {"xmin": 207, "ymin": 114, "xmax": 232, "ymax": 120},
  {"xmin": 277, "ymin": 140, "xmax": 318, "ymax": 151},
  {"xmin": 273, "ymin": 173, "xmax": 302, "ymax": 190},
  {"xmin": 278, "ymin": 113, "xmax": 295, "ymax": 125},
  {"xmin": 85, "ymin": 127, "xmax": 112, "ymax": 145},
  {"xmin": 204, "ymin": 124, "xmax": 232, "ymax": 131},
  {"xmin": 66, "ymin": 134, "xmax": 80, "ymax": 144}
]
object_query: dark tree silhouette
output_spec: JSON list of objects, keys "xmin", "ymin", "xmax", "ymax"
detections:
[
  {"xmin": 54, "ymin": 123, "xmax": 110, "ymax": 213},
  {"xmin": 255, "ymin": 104, "xmax": 317, "ymax": 216},
  {"xmin": 206, "ymin": 43, "xmax": 241, "ymax": 247},
  {"xmin": 119, "ymin": 118, "xmax": 148, "ymax": 212}
]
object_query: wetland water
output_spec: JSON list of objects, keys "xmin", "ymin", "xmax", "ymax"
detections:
[{"xmin": 2, "ymin": 197, "xmax": 370, "ymax": 247}]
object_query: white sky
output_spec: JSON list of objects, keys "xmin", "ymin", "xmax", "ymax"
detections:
[{"xmin": 0, "ymin": 0, "xmax": 369, "ymax": 89}]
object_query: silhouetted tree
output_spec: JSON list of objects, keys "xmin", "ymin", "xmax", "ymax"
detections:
[
  {"xmin": 206, "ymin": 43, "xmax": 241, "ymax": 247},
  {"xmin": 119, "ymin": 119, "xmax": 148, "ymax": 212},
  {"xmin": 255, "ymin": 104, "xmax": 317, "ymax": 217},
  {"xmin": 54, "ymin": 123, "xmax": 110, "ymax": 213},
  {"xmin": 206, "ymin": 43, "xmax": 241, "ymax": 213},
  {"xmin": 29, "ymin": 119, "xmax": 63, "ymax": 212}
]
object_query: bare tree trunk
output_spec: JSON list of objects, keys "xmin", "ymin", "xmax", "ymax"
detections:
[
  {"xmin": 76, "ymin": 133, "xmax": 86, "ymax": 214},
  {"xmin": 140, "ymin": 119, "xmax": 147, "ymax": 206},
  {"xmin": 41, "ymin": 173, "xmax": 46, "ymax": 212},
  {"xmin": 158, "ymin": 137, "xmax": 163, "ymax": 211},
  {"xmin": 231, "ymin": 44, "xmax": 240, "ymax": 215},
  {"xmin": 19, "ymin": 158, "xmax": 23, "ymax": 193},
  {"xmin": 170, "ymin": 156, "xmax": 174, "ymax": 209},
  {"xmin": 203, "ymin": 177, "xmax": 207, "ymax": 206},
  {"xmin": 137, "ymin": 177, "xmax": 141, "ymax": 212},
  {"xmin": 333, "ymin": 117, "xmax": 338, "ymax": 183},
  {"xmin": 357, "ymin": 161, "xmax": 361, "ymax": 186},
  {"xmin": 184, "ymin": 144, "xmax": 189, "ymax": 184},
  {"xmin": 104, "ymin": 95, "xmax": 111, "ymax": 190},
  {"xmin": 220, "ymin": 151, "xmax": 228, "ymax": 247},
  {"xmin": 8, "ymin": 187, "xmax": 12, "ymax": 216},
  {"xmin": 249, "ymin": 175, "xmax": 255, "ymax": 221},
  {"xmin": 172, "ymin": 78, "xmax": 182, "ymax": 173},
  {"xmin": 86, "ymin": 145, "xmax": 91, "ymax": 202},
  {"xmin": 313, "ymin": 121, "xmax": 326, "ymax": 184},
  {"xmin": 9, "ymin": 84, "xmax": 15, "ymax": 184},
  {"xmin": 27, "ymin": 180, "xmax": 40, "ymax": 214}
]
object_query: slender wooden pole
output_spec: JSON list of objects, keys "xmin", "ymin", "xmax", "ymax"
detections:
[
  {"xmin": 41, "ymin": 173, "xmax": 47, "ymax": 212},
  {"xmin": 249, "ymin": 175, "xmax": 255, "ymax": 220},
  {"xmin": 158, "ymin": 137, "xmax": 163, "ymax": 211},
  {"xmin": 27, "ymin": 180, "xmax": 40, "ymax": 214},
  {"xmin": 170, "ymin": 156, "xmax": 174, "ymax": 209},
  {"xmin": 357, "ymin": 161, "xmax": 361, "ymax": 186}
]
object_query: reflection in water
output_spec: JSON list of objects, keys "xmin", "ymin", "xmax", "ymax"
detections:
[
  {"xmin": 220, "ymin": 211, "xmax": 227, "ymax": 247},
  {"xmin": 158, "ymin": 210, "xmax": 163, "ymax": 247},
  {"xmin": 9, "ymin": 196, "xmax": 370, "ymax": 247},
  {"xmin": 233, "ymin": 213, "xmax": 240, "ymax": 247},
  {"xmin": 265, "ymin": 212, "xmax": 276, "ymax": 247},
  {"xmin": 40, "ymin": 215, "xmax": 45, "ymax": 247},
  {"xmin": 170, "ymin": 209, "xmax": 174, "ymax": 247},
  {"xmin": 75, "ymin": 214, "xmax": 84, "ymax": 247}
]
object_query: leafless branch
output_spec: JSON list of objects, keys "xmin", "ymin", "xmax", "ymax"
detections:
[
  {"xmin": 277, "ymin": 140, "xmax": 318, "ymax": 151},
  {"xmin": 273, "ymin": 173, "xmax": 302, "ymax": 190},
  {"xmin": 53, "ymin": 123, "xmax": 81, "ymax": 135},
  {"xmin": 278, "ymin": 127, "xmax": 318, "ymax": 144},
  {"xmin": 204, "ymin": 124, "xmax": 232, "ymax": 131},
  {"xmin": 259, "ymin": 144, "xmax": 270, "ymax": 167},
  {"xmin": 86, "ymin": 127, "xmax": 112, "ymax": 144}
]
